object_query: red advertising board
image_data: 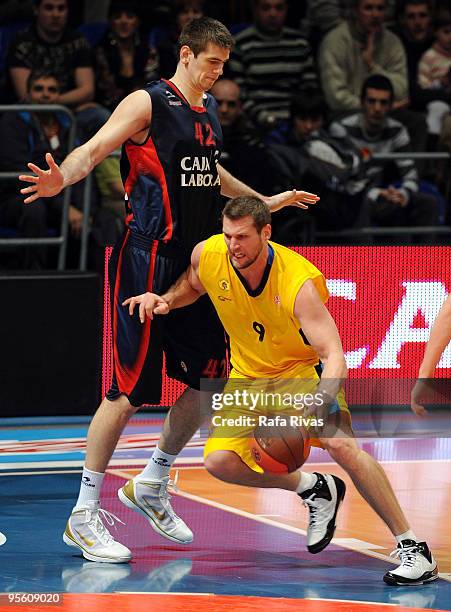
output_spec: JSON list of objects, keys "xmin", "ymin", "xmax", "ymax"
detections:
[{"xmin": 103, "ymin": 246, "xmax": 451, "ymax": 404}]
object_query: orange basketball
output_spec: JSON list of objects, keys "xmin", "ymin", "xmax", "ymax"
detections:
[{"xmin": 249, "ymin": 419, "xmax": 311, "ymax": 473}]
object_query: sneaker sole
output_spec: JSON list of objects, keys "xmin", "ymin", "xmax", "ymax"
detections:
[
  {"xmin": 383, "ymin": 566, "xmax": 439, "ymax": 586},
  {"xmin": 117, "ymin": 486, "xmax": 193, "ymax": 544},
  {"xmin": 308, "ymin": 476, "xmax": 346, "ymax": 554},
  {"xmin": 62, "ymin": 532, "xmax": 131, "ymax": 564}
]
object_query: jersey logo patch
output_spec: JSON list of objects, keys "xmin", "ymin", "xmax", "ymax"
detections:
[
  {"xmin": 219, "ymin": 279, "xmax": 229, "ymax": 291},
  {"xmin": 274, "ymin": 295, "xmax": 281, "ymax": 306},
  {"xmin": 165, "ymin": 90, "xmax": 182, "ymax": 106}
]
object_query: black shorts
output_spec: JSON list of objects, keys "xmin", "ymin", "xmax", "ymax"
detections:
[{"xmin": 106, "ymin": 231, "xmax": 227, "ymax": 407}]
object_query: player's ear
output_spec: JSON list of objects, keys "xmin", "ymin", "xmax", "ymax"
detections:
[
  {"xmin": 262, "ymin": 224, "xmax": 271, "ymax": 240},
  {"xmin": 180, "ymin": 45, "xmax": 192, "ymax": 65}
]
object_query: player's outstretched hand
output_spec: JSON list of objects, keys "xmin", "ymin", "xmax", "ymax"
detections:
[
  {"xmin": 265, "ymin": 189, "xmax": 320, "ymax": 212},
  {"xmin": 123, "ymin": 292, "xmax": 169, "ymax": 323},
  {"xmin": 19, "ymin": 152, "xmax": 64, "ymax": 203}
]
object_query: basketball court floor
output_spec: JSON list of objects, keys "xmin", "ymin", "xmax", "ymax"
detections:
[{"xmin": 1, "ymin": 412, "xmax": 450, "ymax": 612}]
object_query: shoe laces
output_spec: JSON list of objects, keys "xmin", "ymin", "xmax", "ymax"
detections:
[
  {"xmin": 86, "ymin": 507, "xmax": 125, "ymax": 545},
  {"xmin": 390, "ymin": 543, "xmax": 419, "ymax": 568},
  {"xmin": 159, "ymin": 471, "xmax": 180, "ymax": 521},
  {"xmin": 302, "ymin": 493, "xmax": 329, "ymax": 528}
]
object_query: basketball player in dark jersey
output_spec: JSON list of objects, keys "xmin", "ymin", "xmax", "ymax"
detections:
[{"xmin": 19, "ymin": 17, "xmax": 319, "ymax": 563}]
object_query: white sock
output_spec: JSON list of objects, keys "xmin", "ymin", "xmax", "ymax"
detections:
[
  {"xmin": 138, "ymin": 446, "xmax": 177, "ymax": 480},
  {"xmin": 396, "ymin": 530, "xmax": 418, "ymax": 545},
  {"xmin": 75, "ymin": 467, "xmax": 105, "ymax": 508},
  {"xmin": 296, "ymin": 472, "xmax": 318, "ymax": 494}
]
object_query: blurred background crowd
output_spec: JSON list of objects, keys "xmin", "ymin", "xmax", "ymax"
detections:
[{"xmin": 0, "ymin": 0, "xmax": 451, "ymax": 270}]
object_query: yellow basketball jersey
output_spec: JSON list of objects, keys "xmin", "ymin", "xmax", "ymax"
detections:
[{"xmin": 198, "ymin": 234, "xmax": 329, "ymax": 377}]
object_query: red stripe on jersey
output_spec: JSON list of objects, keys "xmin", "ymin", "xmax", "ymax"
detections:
[
  {"xmin": 113, "ymin": 238, "xmax": 159, "ymax": 396},
  {"xmin": 112, "ymin": 229, "xmax": 130, "ymax": 393},
  {"xmin": 163, "ymin": 78, "xmax": 207, "ymax": 114},
  {"xmin": 124, "ymin": 138, "xmax": 173, "ymax": 241},
  {"xmin": 163, "ymin": 79, "xmax": 189, "ymax": 104}
]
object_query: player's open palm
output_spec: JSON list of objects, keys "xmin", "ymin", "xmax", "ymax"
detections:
[
  {"xmin": 19, "ymin": 152, "xmax": 64, "ymax": 203},
  {"xmin": 267, "ymin": 189, "xmax": 320, "ymax": 212}
]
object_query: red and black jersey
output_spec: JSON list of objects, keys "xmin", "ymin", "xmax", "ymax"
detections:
[{"xmin": 120, "ymin": 79, "xmax": 224, "ymax": 253}]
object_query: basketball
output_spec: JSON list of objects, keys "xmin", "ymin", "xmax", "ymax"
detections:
[{"xmin": 249, "ymin": 417, "xmax": 311, "ymax": 473}]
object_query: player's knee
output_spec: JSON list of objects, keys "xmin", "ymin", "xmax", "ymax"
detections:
[
  {"xmin": 204, "ymin": 450, "xmax": 240, "ymax": 482},
  {"xmin": 105, "ymin": 394, "xmax": 139, "ymax": 420},
  {"xmin": 322, "ymin": 437, "xmax": 360, "ymax": 466}
]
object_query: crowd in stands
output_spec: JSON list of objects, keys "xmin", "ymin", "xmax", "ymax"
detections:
[{"xmin": 0, "ymin": 0, "xmax": 450, "ymax": 269}]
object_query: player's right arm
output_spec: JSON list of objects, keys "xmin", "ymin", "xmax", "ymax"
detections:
[
  {"xmin": 122, "ymin": 241, "xmax": 207, "ymax": 322},
  {"xmin": 411, "ymin": 294, "xmax": 451, "ymax": 415},
  {"xmin": 19, "ymin": 89, "xmax": 152, "ymax": 203},
  {"xmin": 294, "ymin": 279, "xmax": 347, "ymax": 415}
]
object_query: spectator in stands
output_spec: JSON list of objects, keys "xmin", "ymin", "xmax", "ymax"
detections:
[
  {"xmin": 0, "ymin": 70, "xmax": 84, "ymax": 268},
  {"xmin": 154, "ymin": 0, "xmax": 204, "ymax": 79},
  {"xmin": 301, "ymin": 0, "xmax": 397, "ymax": 43},
  {"xmin": 329, "ymin": 74, "xmax": 439, "ymax": 234},
  {"xmin": 6, "ymin": 0, "xmax": 110, "ymax": 141},
  {"xmin": 318, "ymin": 0, "xmax": 408, "ymax": 113},
  {"xmin": 227, "ymin": 0, "xmax": 318, "ymax": 130},
  {"xmin": 417, "ymin": 5, "xmax": 451, "ymax": 138},
  {"xmin": 95, "ymin": 1, "xmax": 158, "ymax": 111},
  {"xmin": 269, "ymin": 93, "xmax": 368, "ymax": 235},
  {"xmin": 210, "ymin": 78, "xmax": 276, "ymax": 194},
  {"xmin": 392, "ymin": 0, "xmax": 434, "ymax": 110},
  {"xmin": 301, "ymin": 0, "xmax": 345, "ymax": 42}
]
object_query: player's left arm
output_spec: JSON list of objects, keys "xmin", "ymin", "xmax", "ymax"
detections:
[
  {"xmin": 161, "ymin": 241, "xmax": 207, "ymax": 309},
  {"xmin": 122, "ymin": 241, "xmax": 207, "ymax": 322},
  {"xmin": 217, "ymin": 163, "xmax": 319, "ymax": 211},
  {"xmin": 294, "ymin": 279, "xmax": 347, "ymax": 403}
]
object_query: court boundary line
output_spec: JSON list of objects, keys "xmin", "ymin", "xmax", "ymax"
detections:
[{"xmin": 305, "ymin": 599, "xmax": 398, "ymax": 607}]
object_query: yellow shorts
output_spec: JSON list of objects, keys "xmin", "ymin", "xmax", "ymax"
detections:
[{"xmin": 204, "ymin": 362, "xmax": 351, "ymax": 473}]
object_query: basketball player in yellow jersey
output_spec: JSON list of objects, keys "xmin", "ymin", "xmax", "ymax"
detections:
[
  {"xmin": 124, "ymin": 196, "xmax": 438, "ymax": 586},
  {"xmin": 200, "ymin": 231, "xmax": 329, "ymax": 379}
]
